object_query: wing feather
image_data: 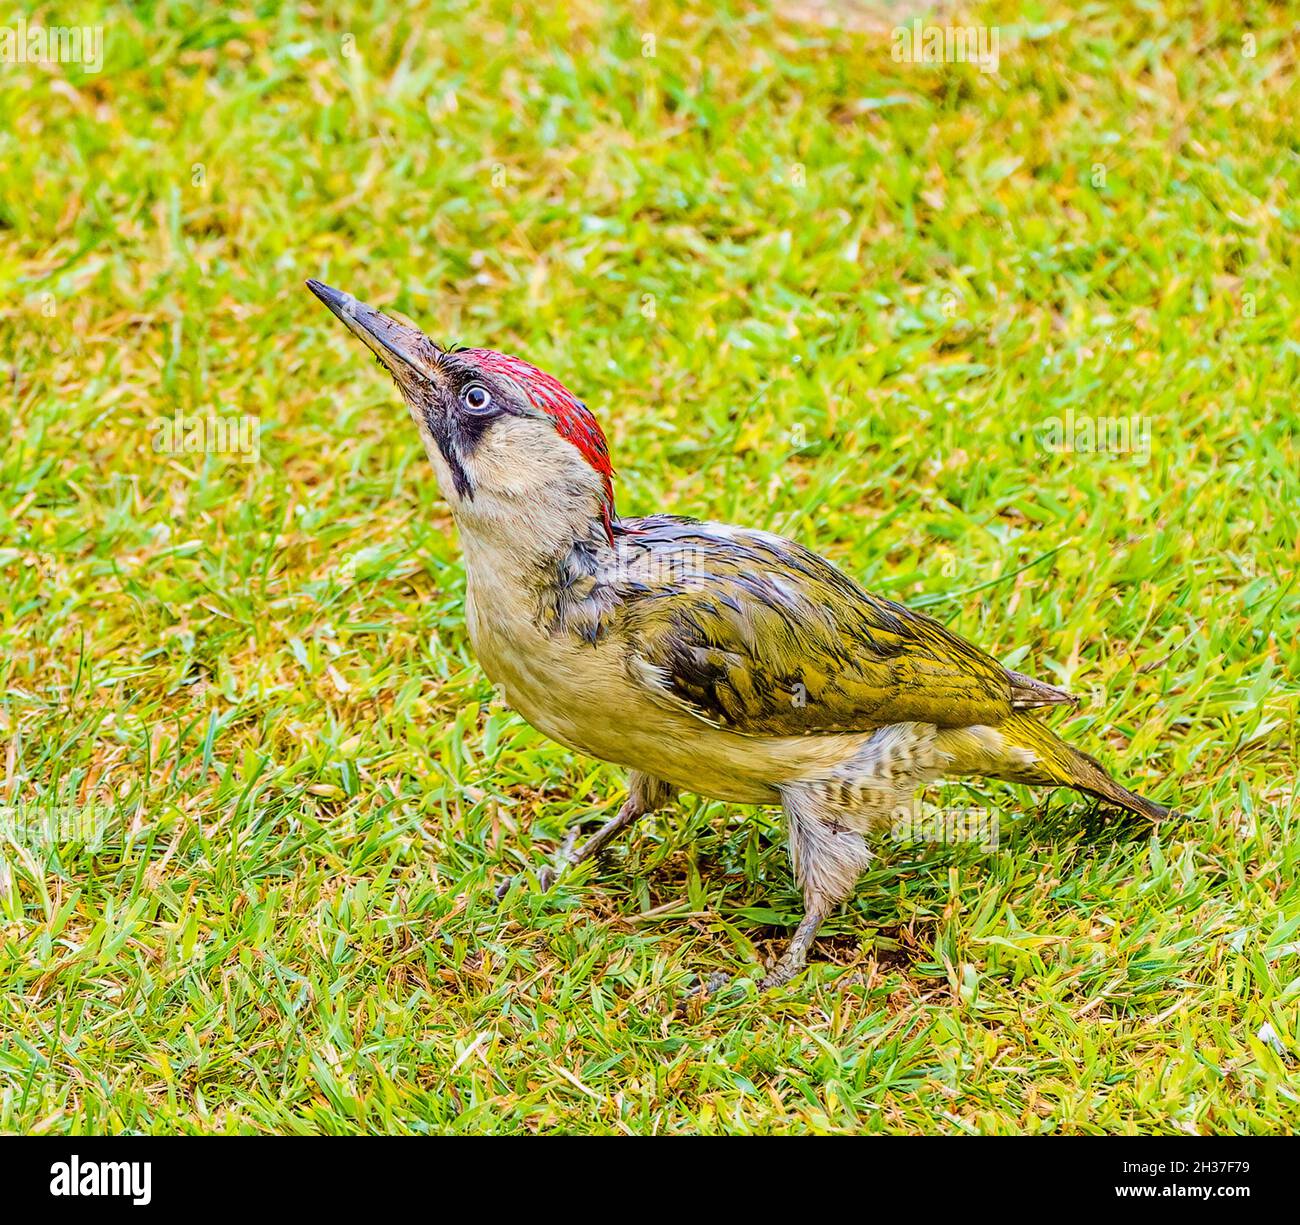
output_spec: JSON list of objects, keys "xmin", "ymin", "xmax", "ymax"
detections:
[{"xmin": 615, "ymin": 517, "xmax": 1042, "ymax": 736}]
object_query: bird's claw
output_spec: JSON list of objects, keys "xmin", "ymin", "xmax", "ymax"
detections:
[
  {"xmin": 691, "ymin": 961, "xmax": 803, "ymax": 998},
  {"xmin": 758, "ymin": 962, "xmax": 800, "ymax": 991},
  {"xmin": 495, "ymin": 828, "xmax": 579, "ymax": 900},
  {"xmin": 538, "ymin": 827, "xmax": 580, "ymax": 890},
  {"xmin": 681, "ymin": 970, "xmax": 746, "ymax": 1007},
  {"xmin": 685, "ymin": 958, "xmax": 804, "ymax": 1000}
]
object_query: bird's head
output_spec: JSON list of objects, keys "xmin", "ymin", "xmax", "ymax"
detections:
[{"xmin": 307, "ymin": 280, "xmax": 616, "ymax": 552}]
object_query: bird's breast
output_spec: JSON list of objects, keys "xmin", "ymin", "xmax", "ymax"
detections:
[{"xmin": 461, "ymin": 568, "xmax": 871, "ymax": 806}]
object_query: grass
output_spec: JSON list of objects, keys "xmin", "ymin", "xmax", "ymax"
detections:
[{"xmin": 1, "ymin": 0, "xmax": 1298, "ymax": 1135}]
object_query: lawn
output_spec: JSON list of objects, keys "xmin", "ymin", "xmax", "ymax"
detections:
[{"xmin": 1, "ymin": 0, "xmax": 1297, "ymax": 1134}]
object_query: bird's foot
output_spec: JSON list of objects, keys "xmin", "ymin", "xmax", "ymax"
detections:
[
  {"xmin": 695, "ymin": 971, "xmax": 736, "ymax": 998},
  {"xmin": 693, "ymin": 960, "xmax": 803, "ymax": 997},
  {"xmin": 494, "ymin": 829, "xmax": 578, "ymax": 899},
  {"xmin": 684, "ymin": 964, "xmax": 794, "ymax": 1005},
  {"xmin": 756, "ymin": 906, "xmax": 825, "ymax": 990},
  {"xmin": 677, "ymin": 970, "xmax": 745, "ymax": 1015},
  {"xmin": 496, "ymin": 795, "xmax": 652, "ymax": 902},
  {"xmin": 758, "ymin": 957, "xmax": 803, "ymax": 991},
  {"xmin": 538, "ymin": 827, "xmax": 580, "ymax": 889}
]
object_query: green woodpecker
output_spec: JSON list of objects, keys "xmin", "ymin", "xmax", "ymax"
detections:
[{"xmin": 308, "ymin": 280, "xmax": 1173, "ymax": 990}]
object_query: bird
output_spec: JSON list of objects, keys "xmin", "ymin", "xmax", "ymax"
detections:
[{"xmin": 307, "ymin": 278, "xmax": 1173, "ymax": 990}]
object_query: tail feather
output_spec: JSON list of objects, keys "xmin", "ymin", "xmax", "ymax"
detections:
[{"xmin": 987, "ymin": 712, "xmax": 1172, "ymax": 820}]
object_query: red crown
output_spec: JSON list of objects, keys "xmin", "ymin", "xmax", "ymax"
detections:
[{"xmin": 461, "ymin": 349, "xmax": 615, "ymax": 543}]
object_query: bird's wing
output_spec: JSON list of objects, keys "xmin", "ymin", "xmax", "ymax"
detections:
[{"xmin": 614, "ymin": 517, "xmax": 1068, "ymax": 736}]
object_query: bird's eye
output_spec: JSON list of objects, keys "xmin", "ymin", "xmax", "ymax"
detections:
[{"xmin": 461, "ymin": 383, "xmax": 492, "ymax": 413}]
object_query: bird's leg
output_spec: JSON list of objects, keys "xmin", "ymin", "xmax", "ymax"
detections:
[
  {"xmin": 536, "ymin": 795, "xmax": 644, "ymax": 890},
  {"xmin": 691, "ymin": 788, "xmax": 875, "ymax": 998},
  {"xmin": 534, "ymin": 771, "xmax": 676, "ymax": 891},
  {"xmin": 693, "ymin": 905, "xmax": 828, "ymax": 998},
  {"xmin": 759, "ymin": 905, "xmax": 829, "ymax": 990},
  {"xmin": 569, "ymin": 797, "xmax": 646, "ymax": 865},
  {"xmin": 751, "ymin": 728, "xmax": 945, "ymax": 989},
  {"xmin": 761, "ymin": 786, "xmax": 876, "ymax": 989}
]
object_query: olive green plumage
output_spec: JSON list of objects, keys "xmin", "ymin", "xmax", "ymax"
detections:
[
  {"xmin": 996, "ymin": 712, "xmax": 1168, "ymax": 820},
  {"xmin": 607, "ymin": 515, "xmax": 1168, "ymax": 819}
]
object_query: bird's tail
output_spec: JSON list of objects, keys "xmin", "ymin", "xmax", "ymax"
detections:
[
  {"xmin": 997, "ymin": 711, "xmax": 1171, "ymax": 820},
  {"xmin": 938, "ymin": 712, "xmax": 1172, "ymax": 820}
]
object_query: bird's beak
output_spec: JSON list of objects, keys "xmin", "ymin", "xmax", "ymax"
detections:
[{"xmin": 305, "ymin": 279, "xmax": 440, "ymax": 382}]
